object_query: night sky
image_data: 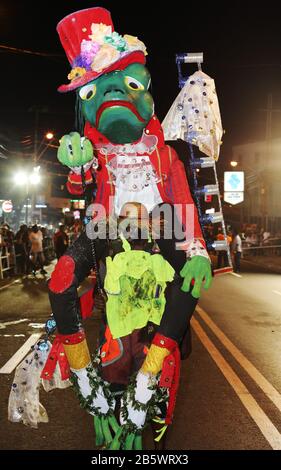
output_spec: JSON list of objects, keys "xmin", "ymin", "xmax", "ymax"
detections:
[{"xmin": 1, "ymin": 0, "xmax": 281, "ymax": 165}]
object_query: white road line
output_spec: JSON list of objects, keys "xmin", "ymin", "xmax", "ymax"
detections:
[
  {"xmin": 230, "ymin": 272, "xmax": 242, "ymax": 278},
  {"xmin": 272, "ymin": 290, "xmax": 281, "ymax": 296},
  {"xmin": 28, "ymin": 323, "xmax": 45, "ymax": 329},
  {"xmin": 0, "ymin": 333, "xmax": 42, "ymax": 374},
  {"xmin": 1, "ymin": 334, "xmax": 25, "ymax": 338},
  {"xmin": 196, "ymin": 305, "xmax": 281, "ymax": 413},
  {"xmin": 0, "ymin": 279, "xmax": 20, "ymax": 291},
  {"xmin": 0, "ymin": 318, "xmax": 29, "ymax": 330},
  {"xmin": 191, "ymin": 317, "xmax": 281, "ymax": 450}
]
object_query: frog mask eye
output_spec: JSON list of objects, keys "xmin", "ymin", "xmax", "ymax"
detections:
[
  {"xmin": 79, "ymin": 83, "xmax": 97, "ymax": 101},
  {"xmin": 124, "ymin": 76, "xmax": 145, "ymax": 91}
]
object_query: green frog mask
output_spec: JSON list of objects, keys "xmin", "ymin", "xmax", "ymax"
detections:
[{"xmin": 78, "ymin": 63, "xmax": 154, "ymax": 144}]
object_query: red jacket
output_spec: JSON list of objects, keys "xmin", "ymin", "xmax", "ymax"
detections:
[{"xmin": 67, "ymin": 115, "xmax": 204, "ymax": 241}]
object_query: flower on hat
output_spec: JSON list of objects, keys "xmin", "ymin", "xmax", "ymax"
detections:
[
  {"xmin": 68, "ymin": 67, "xmax": 87, "ymax": 82},
  {"xmin": 123, "ymin": 35, "xmax": 148, "ymax": 56},
  {"xmin": 80, "ymin": 39, "xmax": 100, "ymax": 68},
  {"xmin": 91, "ymin": 44, "xmax": 120, "ymax": 73},
  {"xmin": 81, "ymin": 39, "xmax": 100, "ymax": 57},
  {"xmin": 89, "ymin": 22, "xmax": 112, "ymax": 44},
  {"xmin": 66, "ymin": 22, "xmax": 148, "ymax": 84},
  {"xmin": 104, "ymin": 31, "xmax": 128, "ymax": 52}
]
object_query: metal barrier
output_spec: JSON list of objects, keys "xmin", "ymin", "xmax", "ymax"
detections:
[
  {"xmin": 0, "ymin": 238, "xmax": 55, "ymax": 279},
  {"xmin": 243, "ymin": 245, "xmax": 281, "ymax": 256},
  {"xmin": 0, "ymin": 246, "xmax": 16, "ymax": 279}
]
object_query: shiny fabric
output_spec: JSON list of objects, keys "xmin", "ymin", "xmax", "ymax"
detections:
[{"xmin": 162, "ymin": 70, "xmax": 223, "ymax": 160}]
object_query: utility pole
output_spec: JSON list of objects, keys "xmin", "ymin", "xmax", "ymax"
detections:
[{"xmin": 34, "ymin": 107, "xmax": 39, "ymax": 164}]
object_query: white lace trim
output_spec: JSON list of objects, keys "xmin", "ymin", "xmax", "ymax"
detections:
[{"xmin": 96, "ymin": 131, "xmax": 158, "ymax": 156}]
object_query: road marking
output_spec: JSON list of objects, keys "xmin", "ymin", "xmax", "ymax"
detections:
[
  {"xmin": 0, "ymin": 279, "xmax": 21, "ymax": 291},
  {"xmin": 191, "ymin": 317, "xmax": 281, "ymax": 450},
  {"xmin": 0, "ymin": 318, "xmax": 29, "ymax": 330},
  {"xmin": 230, "ymin": 272, "xmax": 242, "ymax": 278},
  {"xmin": 1, "ymin": 334, "xmax": 26, "ymax": 337},
  {"xmin": 28, "ymin": 323, "xmax": 45, "ymax": 329},
  {"xmin": 196, "ymin": 305, "xmax": 281, "ymax": 413},
  {"xmin": 0, "ymin": 333, "xmax": 42, "ymax": 374},
  {"xmin": 272, "ymin": 290, "xmax": 281, "ymax": 296}
]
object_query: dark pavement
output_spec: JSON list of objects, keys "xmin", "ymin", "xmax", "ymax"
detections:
[{"xmin": 0, "ymin": 260, "xmax": 281, "ymax": 450}]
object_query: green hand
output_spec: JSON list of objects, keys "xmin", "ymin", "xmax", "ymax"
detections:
[
  {"xmin": 57, "ymin": 131, "xmax": 93, "ymax": 168},
  {"xmin": 94, "ymin": 415, "xmax": 120, "ymax": 447},
  {"xmin": 108, "ymin": 429, "xmax": 142, "ymax": 450},
  {"xmin": 180, "ymin": 256, "xmax": 212, "ymax": 298}
]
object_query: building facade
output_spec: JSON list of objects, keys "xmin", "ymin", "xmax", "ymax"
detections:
[{"xmin": 232, "ymin": 138, "xmax": 281, "ymax": 233}]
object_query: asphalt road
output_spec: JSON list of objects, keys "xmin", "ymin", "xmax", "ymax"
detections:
[{"xmin": 0, "ymin": 259, "xmax": 281, "ymax": 451}]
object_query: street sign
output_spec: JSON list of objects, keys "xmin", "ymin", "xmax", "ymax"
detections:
[
  {"xmin": 224, "ymin": 191, "xmax": 244, "ymax": 205},
  {"xmin": 224, "ymin": 172, "xmax": 244, "ymax": 192},
  {"xmin": 2, "ymin": 200, "xmax": 13, "ymax": 213}
]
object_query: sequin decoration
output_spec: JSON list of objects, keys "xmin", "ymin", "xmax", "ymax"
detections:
[
  {"xmin": 8, "ymin": 341, "xmax": 71, "ymax": 428},
  {"xmin": 162, "ymin": 70, "xmax": 223, "ymax": 160}
]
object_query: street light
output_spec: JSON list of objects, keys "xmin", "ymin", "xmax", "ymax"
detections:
[
  {"xmin": 14, "ymin": 167, "xmax": 41, "ymax": 224},
  {"xmin": 45, "ymin": 132, "xmax": 54, "ymax": 140},
  {"xmin": 36, "ymin": 132, "xmax": 56, "ymax": 162}
]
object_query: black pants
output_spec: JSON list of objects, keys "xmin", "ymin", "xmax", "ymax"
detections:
[
  {"xmin": 234, "ymin": 252, "xmax": 241, "ymax": 272},
  {"xmin": 217, "ymin": 251, "xmax": 228, "ymax": 268},
  {"xmin": 30, "ymin": 251, "xmax": 44, "ymax": 271}
]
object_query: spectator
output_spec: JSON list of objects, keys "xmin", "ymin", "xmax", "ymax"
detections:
[
  {"xmin": 0, "ymin": 224, "xmax": 15, "ymax": 270},
  {"xmin": 15, "ymin": 224, "xmax": 30, "ymax": 274},
  {"xmin": 231, "ymin": 228, "xmax": 243, "ymax": 273},
  {"xmin": 216, "ymin": 227, "xmax": 232, "ymax": 268},
  {"xmin": 262, "ymin": 230, "xmax": 271, "ymax": 245},
  {"xmin": 53, "ymin": 225, "xmax": 69, "ymax": 259},
  {"xmin": 29, "ymin": 225, "xmax": 47, "ymax": 275}
]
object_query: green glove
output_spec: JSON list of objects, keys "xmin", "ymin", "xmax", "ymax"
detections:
[
  {"xmin": 109, "ymin": 429, "xmax": 142, "ymax": 450},
  {"xmin": 180, "ymin": 256, "xmax": 212, "ymax": 298},
  {"xmin": 94, "ymin": 415, "xmax": 120, "ymax": 447},
  {"xmin": 57, "ymin": 131, "xmax": 93, "ymax": 168}
]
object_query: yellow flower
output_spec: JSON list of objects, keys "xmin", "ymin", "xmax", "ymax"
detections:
[
  {"xmin": 89, "ymin": 22, "xmax": 112, "ymax": 44},
  {"xmin": 123, "ymin": 34, "xmax": 147, "ymax": 55},
  {"xmin": 91, "ymin": 44, "xmax": 120, "ymax": 73},
  {"xmin": 68, "ymin": 67, "xmax": 87, "ymax": 81}
]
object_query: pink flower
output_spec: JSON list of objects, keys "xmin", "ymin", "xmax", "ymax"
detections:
[{"xmin": 81, "ymin": 39, "xmax": 100, "ymax": 56}]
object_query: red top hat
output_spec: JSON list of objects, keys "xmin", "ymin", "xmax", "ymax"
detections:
[{"xmin": 57, "ymin": 7, "xmax": 147, "ymax": 93}]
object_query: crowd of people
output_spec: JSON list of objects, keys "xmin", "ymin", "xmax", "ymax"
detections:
[
  {"xmin": 0, "ymin": 219, "xmax": 83, "ymax": 277},
  {"xmin": 1, "ymin": 218, "xmax": 280, "ymax": 278},
  {"xmin": 204, "ymin": 224, "xmax": 281, "ymax": 274}
]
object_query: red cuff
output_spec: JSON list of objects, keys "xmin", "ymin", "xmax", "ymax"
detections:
[
  {"xmin": 66, "ymin": 181, "xmax": 83, "ymax": 195},
  {"xmin": 57, "ymin": 330, "xmax": 86, "ymax": 345},
  {"xmin": 68, "ymin": 169, "xmax": 93, "ymax": 185},
  {"xmin": 41, "ymin": 336, "xmax": 70, "ymax": 381},
  {"xmin": 152, "ymin": 333, "xmax": 178, "ymax": 352}
]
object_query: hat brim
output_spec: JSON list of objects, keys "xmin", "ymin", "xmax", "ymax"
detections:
[{"xmin": 58, "ymin": 51, "xmax": 146, "ymax": 93}]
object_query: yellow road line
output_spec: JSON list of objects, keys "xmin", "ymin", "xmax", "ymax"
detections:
[
  {"xmin": 191, "ymin": 317, "xmax": 281, "ymax": 450},
  {"xmin": 196, "ymin": 305, "xmax": 281, "ymax": 413}
]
